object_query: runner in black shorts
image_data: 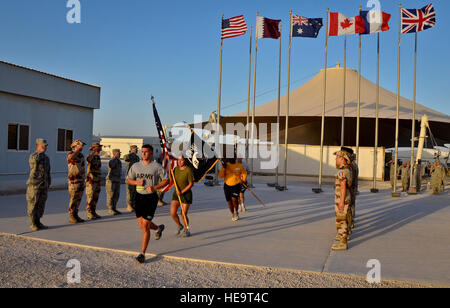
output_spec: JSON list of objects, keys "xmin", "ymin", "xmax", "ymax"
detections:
[
  {"xmin": 219, "ymin": 158, "xmax": 247, "ymax": 222},
  {"xmin": 127, "ymin": 144, "xmax": 169, "ymax": 264}
]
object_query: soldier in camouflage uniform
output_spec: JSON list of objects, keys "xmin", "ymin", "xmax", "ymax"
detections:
[
  {"xmin": 86, "ymin": 143, "xmax": 103, "ymax": 220},
  {"xmin": 106, "ymin": 149, "xmax": 122, "ymax": 215},
  {"xmin": 431, "ymin": 161, "xmax": 446, "ymax": 194},
  {"xmin": 332, "ymin": 150, "xmax": 353, "ymax": 251},
  {"xmin": 400, "ymin": 161, "xmax": 411, "ymax": 192},
  {"xmin": 123, "ymin": 145, "xmax": 140, "ymax": 212},
  {"xmin": 26, "ymin": 138, "xmax": 51, "ymax": 231},
  {"xmin": 388, "ymin": 160, "xmax": 400, "ymax": 190},
  {"xmin": 67, "ymin": 140, "xmax": 86, "ymax": 224}
]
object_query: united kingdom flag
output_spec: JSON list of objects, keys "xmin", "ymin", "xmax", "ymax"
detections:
[{"xmin": 401, "ymin": 3, "xmax": 436, "ymax": 34}]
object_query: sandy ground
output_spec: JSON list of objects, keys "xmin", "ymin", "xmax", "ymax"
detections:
[{"xmin": 0, "ymin": 234, "xmax": 442, "ymax": 288}]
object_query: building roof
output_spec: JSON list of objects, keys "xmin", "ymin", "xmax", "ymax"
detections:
[
  {"xmin": 0, "ymin": 60, "xmax": 100, "ymax": 109},
  {"xmin": 233, "ymin": 65, "xmax": 450, "ymax": 123}
]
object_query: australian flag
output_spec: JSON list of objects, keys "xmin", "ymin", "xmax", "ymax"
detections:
[{"xmin": 292, "ymin": 15, "xmax": 323, "ymax": 38}]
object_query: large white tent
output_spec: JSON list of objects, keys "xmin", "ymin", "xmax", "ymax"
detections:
[{"xmin": 224, "ymin": 64, "xmax": 450, "ymax": 147}]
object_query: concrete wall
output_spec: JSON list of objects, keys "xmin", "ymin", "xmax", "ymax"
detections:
[
  {"xmin": 0, "ymin": 92, "xmax": 94, "ymax": 190},
  {"xmin": 252, "ymin": 144, "xmax": 386, "ymax": 180}
]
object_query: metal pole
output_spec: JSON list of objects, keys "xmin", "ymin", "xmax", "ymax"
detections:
[
  {"xmin": 215, "ymin": 14, "xmax": 224, "ymax": 186},
  {"xmin": 250, "ymin": 12, "xmax": 259, "ymax": 187},
  {"xmin": 356, "ymin": 5, "xmax": 362, "ymax": 163},
  {"xmin": 283, "ymin": 10, "xmax": 293, "ymax": 191},
  {"xmin": 246, "ymin": 26, "xmax": 253, "ymax": 161},
  {"xmin": 371, "ymin": 32, "xmax": 380, "ymax": 193},
  {"xmin": 314, "ymin": 8, "xmax": 329, "ymax": 194},
  {"xmin": 392, "ymin": 3, "xmax": 402, "ymax": 198},
  {"xmin": 275, "ymin": 23, "xmax": 282, "ymax": 187},
  {"xmin": 409, "ymin": 32, "xmax": 418, "ymax": 193},
  {"xmin": 341, "ymin": 34, "xmax": 347, "ymax": 147}
]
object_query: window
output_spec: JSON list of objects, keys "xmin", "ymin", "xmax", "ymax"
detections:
[
  {"xmin": 7, "ymin": 124, "xmax": 29, "ymax": 151},
  {"xmin": 57, "ymin": 129, "xmax": 73, "ymax": 152}
]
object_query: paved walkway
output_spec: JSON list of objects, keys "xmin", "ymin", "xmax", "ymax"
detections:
[{"xmin": 0, "ymin": 176, "xmax": 448, "ymax": 286}]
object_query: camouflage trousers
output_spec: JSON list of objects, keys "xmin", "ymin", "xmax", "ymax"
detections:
[
  {"xmin": 26, "ymin": 186, "xmax": 48, "ymax": 224},
  {"xmin": 69, "ymin": 183, "xmax": 85, "ymax": 215},
  {"xmin": 335, "ymin": 203, "xmax": 350, "ymax": 241},
  {"xmin": 86, "ymin": 181, "xmax": 101, "ymax": 213},
  {"xmin": 106, "ymin": 181, "xmax": 120, "ymax": 211},
  {"xmin": 402, "ymin": 179, "xmax": 410, "ymax": 192},
  {"xmin": 126, "ymin": 183, "xmax": 136, "ymax": 208},
  {"xmin": 432, "ymin": 181, "xmax": 443, "ymax": 194}
]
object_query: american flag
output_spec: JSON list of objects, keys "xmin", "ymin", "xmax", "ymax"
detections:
[
  {"xmin": 152, "ymin": 100, "xmax": 177, "ymax": 193},
  {"xmin": 221, "ymin": 15, "xmax": 247, "ymax": 39},
  {"xmin": 401, "ymin": 4, "xmax": 436, "ymax": 34}
]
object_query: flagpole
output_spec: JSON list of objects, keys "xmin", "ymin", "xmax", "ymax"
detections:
[
  {"xmin": 341, "ymin": 34, "xmax": 347, "ymax": 147},
  {"xmin": 282, "ymin": 10, "xmax": 293, "ymax": 191},
  {"xmin": 313, "ymin": 8, "xmax": 328, "ymax": 194},
  {"xmin": 268, "ymin": 19, "xmax": 282, "ymax": 188},
  {"xmin": 250, "ymin": 12, "xmax": 259, "ymax": 187},
  {"xmin": 274, "ymin": 23, "xmax": 282, "ymax": 187},
  {"xmin": 409, "ymin": 32, "xmax": 418, "ymax": 193},
  {"xmin": 392, "ymin": 3, "xmax": 402, "ymax": 198},
  {"xmin": 246, "ymin": 25, "xmax": 253, "ymax": 161},
  {"xmin": 215, "ymin": 14, "xmax": 224, "ymax": 186},
  {"xmin": 371, "ymin": 32, "xmax": 381, "ymax": 193},
  {"xmin": 356, "ymin": 5, "xmax": 362, "ymax": 165}
]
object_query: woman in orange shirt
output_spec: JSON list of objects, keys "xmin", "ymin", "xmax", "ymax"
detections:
[{"xmin": 218, "ymin": 158, "xmax": 247, "ymax": 221}]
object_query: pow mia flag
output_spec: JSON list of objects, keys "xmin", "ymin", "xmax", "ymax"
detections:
[{"xmin": 184, "ymin": 130, "xmax": 219, "ymax": 183}]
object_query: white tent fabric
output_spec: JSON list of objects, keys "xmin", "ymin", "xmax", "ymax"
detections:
[{"xmin": 233, "ymin": 65, "xmax": 450, "ymax": 123}]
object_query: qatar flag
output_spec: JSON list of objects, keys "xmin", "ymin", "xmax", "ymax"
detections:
[
  {"xmin": 256, "ymin": 16, "xmax": 281, "ymax": 39},
  {"xmin": 328, "ymin": 12, "xmax": 365, "ymax": 36}
]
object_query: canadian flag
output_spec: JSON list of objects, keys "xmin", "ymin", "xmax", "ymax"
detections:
[{"xmin": 328, "ymin": 12, "xmax": 365, "ymax": 36}]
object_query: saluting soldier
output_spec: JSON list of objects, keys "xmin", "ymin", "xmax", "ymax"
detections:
[
  {"xmin": 332, "ymin": 150, "xmax": 353, "ymax": 251},
  {"xmin": 123, "ymin": 145, "xmax": 140, "ymax": 212},
  {"xmin": 67, "ymin": 140, "xmax": 87, "ymax": 224},
  {"xmin": 400, "ymin": 161, "xmax": 411, "ymax": 192},
  {"xmin": 86, "ymin": 143, "xmax": 103, "ymax": 220},
  {"xmin": 388, "ymin": 160, "xmax": 400, "ymax": 190},
  {"xmin": 26, "ymin": 138, "xmax": 51, "ymax": 231},
  {"xmin": 342, "ymin": 147, "xmax": 357, "ymax": 230},
  {"xmin": 431, "ymin": 161, "xmax": 446, "ymax": 194},
  {"xmin": 106, "ymin": 149, "xmax": 122, "ymax": 215}
]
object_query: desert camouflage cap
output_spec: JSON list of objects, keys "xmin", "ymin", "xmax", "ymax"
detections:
[
  {"xmin": 334, "ymin": 150, "xmax": 351, "ymax": 163},
  {"xmin": 89, "ymin": 143, "xmax": 103, "ymax": 151},
  {"xmin": 71, "ymin": 140, "xmax": 86, "ymax": 148},
  {"xmin": 130, "ymin": 145, "xmax": 138, "ymax": 150},
  {"xmin": 36, "ymin": 138, "xmax": 48, "ymax": 146},
  {"xmin": 112, "ymin": 149, "xmax": 121, "ymax": 154}
]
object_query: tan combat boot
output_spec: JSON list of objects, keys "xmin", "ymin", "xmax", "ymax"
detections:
[
  {"xmin": 68, "ymin": 214, "xmax": 78, "ymax": 224},
  {"xmin": 127, "ymin": 204, "xmax": 134, "ymax": 213},
  {"xmin": 331, "ymin": 240, "xmax": 348, "ymax": 251},
  {"xmin": 87, "ymin": 211, "xmax": 96, "ymax": 220}
]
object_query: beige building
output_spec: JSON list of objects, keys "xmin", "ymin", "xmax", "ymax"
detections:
[
  {"xmin": 0, "ymin": 61, "xmax": 100, "ymax": 193},
  {"xmin": 99, "ymin": 136, "xmax": 162, "ymax": 160}
]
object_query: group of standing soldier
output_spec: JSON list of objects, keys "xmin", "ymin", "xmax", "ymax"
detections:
[
  {"xmin": 26, "ymin": 138, "xmax": 142, "ymax": 230},
  {"xmin": 387, "ymin": 159, "xmax": 447, "ymax": 194}
]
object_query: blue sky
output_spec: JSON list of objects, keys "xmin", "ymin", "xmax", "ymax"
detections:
[{"xmin": 0, "ymin": 0, "xmax": 448, "ymax": 137}]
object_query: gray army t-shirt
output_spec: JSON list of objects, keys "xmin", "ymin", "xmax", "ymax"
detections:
[{"xmin": 127, "ymin": 161, "xmax": 169, "ymax": 195}]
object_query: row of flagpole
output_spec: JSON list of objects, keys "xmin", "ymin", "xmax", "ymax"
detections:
[{"xmin": 216, "ymin": 4, "xmax": 436, "ymax": 195}]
